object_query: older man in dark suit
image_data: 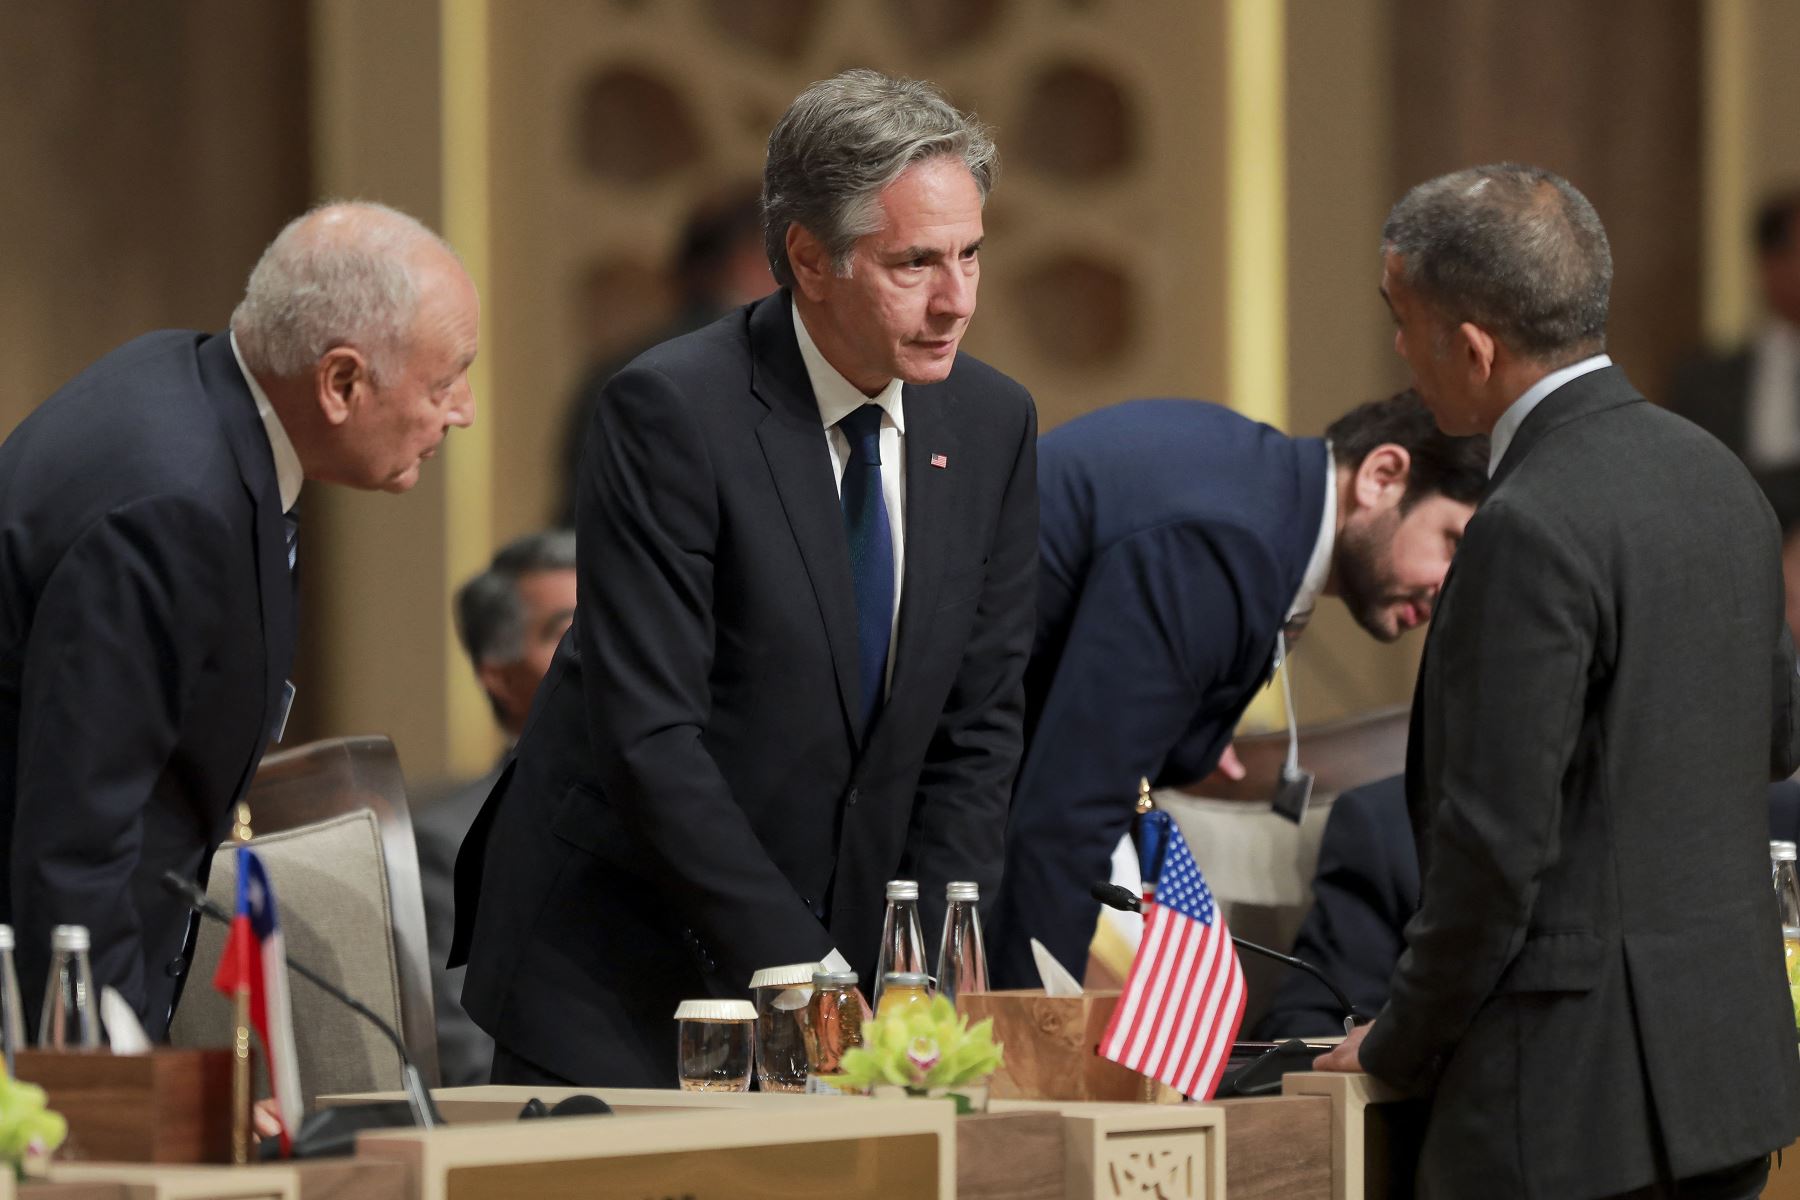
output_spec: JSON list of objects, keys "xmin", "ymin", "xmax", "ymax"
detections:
[
  {"xmin": 0, "ymin": 202, "xmax": 478, "ymax": 1038},
  {"xmin": 1317, "ymin": 164, "xmax": 1800, "ymax": 1200},
  {"xmin": 453, "ymin": 70, "xmax": 1037, "ymax": 1087}
]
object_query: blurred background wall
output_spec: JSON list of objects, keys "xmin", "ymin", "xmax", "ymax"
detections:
[{"xmin": 3, "ymin": 0, "xmax": 1798, "ymax": 788}]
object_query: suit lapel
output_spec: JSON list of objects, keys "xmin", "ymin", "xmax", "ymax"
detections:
[
  {"xmin": 748, "ymin": 296, "xmax": 864, "ymax": 742},
  {"xmin": 886, "ymin": 383, "xmax": 961, "ymax": 709},
  {"xmin": 197, "ymin": 334, "xmax": 295, "ymax": 769},
  {"xmin": 1489, "ymin": 366, "xmax": 1642, "ymax": 490}
]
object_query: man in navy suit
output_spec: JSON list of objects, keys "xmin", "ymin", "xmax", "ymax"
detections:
[
  {"xmin": 990, "ymin": 393, "xmax": 1488, "ymax": 987},
  {"xmin": 1258, "ymin": 775, "xmax": 1800, "ymax": 1039},
  {"xmin": 0, "ymin": 202, "xmax": 478, "ymax": 1037},
  {"xmin": 454, "ymin": 70, "xmax": 1037, "ymax": 1086}
]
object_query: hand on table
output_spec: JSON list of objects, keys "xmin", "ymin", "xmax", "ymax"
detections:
[{"xmin": 1313, "ymin": 1019, "xmax": 1372, "ymax": 1072}]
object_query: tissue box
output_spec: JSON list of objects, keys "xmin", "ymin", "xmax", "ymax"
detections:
[
  {"xmin": 957, "ymin": 989, "xmax": 1177, "ymax": 1103},
  {"xmin": 14, "ymin": 1048, "xmax": 234, "ymax": 1163}
]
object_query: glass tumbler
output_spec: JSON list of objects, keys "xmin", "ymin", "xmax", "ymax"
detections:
[
  {"xmin": 674, "ymin": 999, "xmax": 756, "ymax": 1092},
  {"xmin": 750, "ymin": 962, "xmax": 817, "ymax": 1093}
]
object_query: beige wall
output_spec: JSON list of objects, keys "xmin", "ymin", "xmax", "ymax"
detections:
[{"xmin": 14, "ymin": 0, "xmax": 1800, "ymax": 780}]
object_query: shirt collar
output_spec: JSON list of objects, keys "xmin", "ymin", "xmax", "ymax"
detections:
[
  {"xmin": 230, "ymin": 331, "xmax": 304, "ymax": 512},
  {"xmin": 791, "ymin": 297, "xmax": 906, "ymax": 434},
  {"xmin": 1287, "ymin": 442, "xmax": 1337, "ymax": 624},
  {"xmin": 1486, "ymin": 353, "xmax": 1612, "ymax": 476}
]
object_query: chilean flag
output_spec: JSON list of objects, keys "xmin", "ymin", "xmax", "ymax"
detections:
[{"xmin": 211, "ymin": 846, "xmax": 304, "ymax": 1154}]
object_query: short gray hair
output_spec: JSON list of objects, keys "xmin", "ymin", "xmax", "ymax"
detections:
[
  {"xmin": 1383, "ymin": 163, "xmax": 1612, "ymax": 363},
  {"xmin": 231, "ymin": 200, "xmax": 455, "ymax": 383},
  {"xmin": 762, "ymin": 69, "xmax": 998, "ymax": 289},
  {"xmin": 454, "ymin": 529, "xmax": 578, "ymax": 669}
]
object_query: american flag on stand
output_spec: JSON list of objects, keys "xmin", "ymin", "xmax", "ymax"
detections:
[
  {"xmin": 212, "ymin": 846, "xmax": 303, "ymax": 1154},
  {"xmin": 1098, "ymin": 810, "xmax": 1246, "ymax": 1099}
]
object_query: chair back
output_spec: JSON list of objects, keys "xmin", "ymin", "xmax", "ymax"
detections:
[{"xmin": 169, "ymin": 735, "xmax": 440, "ymax": 1108}]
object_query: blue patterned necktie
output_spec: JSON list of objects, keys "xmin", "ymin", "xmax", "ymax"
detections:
[
  {"xmin": 838, "ymin": 403, "xmax": 893, "ymax": 731},
  {"xmin": 282, "ymin": 507, "xmax": 299, "ymax": 573}
]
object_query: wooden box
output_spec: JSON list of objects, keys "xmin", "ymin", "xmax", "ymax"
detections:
[
  {"xmin": 13, "ymin": 1049, "xmax": 233, "ymax": 1164},
  {"xmin": 958, "ymin": 989, "xmax": 1171, "ymax": 1103}
]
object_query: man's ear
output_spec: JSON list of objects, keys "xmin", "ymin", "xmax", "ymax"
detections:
[
  {"xmin": 786, "ymin": 223, "xmax": 834, "ymax": 303},
  {"xmin": 314, "ymin": 346, "xmax": 367, "ymax": 427},
  {"xmin": 1455, "ymin": 321, "xmax": 1497, "ymax": 385},
  {"xmin": 1352, "ymin": 444, "xmax": 1413, "ymax": 514}
]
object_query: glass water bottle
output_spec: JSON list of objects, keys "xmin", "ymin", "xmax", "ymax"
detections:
[
  {"xmin": 936, "ymin": 880, "xmax": 989, "ymax": 1007},
  {"xmin": 0, "ymin": 925, "xmax": 25, "ymax": 1075},
  {"xmin": 872, "ymin": 879, "xmax": 927, "ymax": 1012},
  {"xmin": 39, "ymin": 924, "xmax": 100, "ymax": 1050},
  {"xmin": 1773, "ymin": 842, "xmax": 1800, "ymax": 1030}
]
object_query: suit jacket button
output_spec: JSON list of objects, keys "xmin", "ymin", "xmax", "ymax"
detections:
[
  {"xmin": 845, "ymin": 787, "xmax": 859, "ymax": 806},
  {"xmin": 165, "ymin": 957, "xmax": 187, "ymax": 979}
]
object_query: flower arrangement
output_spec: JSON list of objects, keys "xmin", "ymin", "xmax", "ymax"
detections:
[
  {"xmin": 826, "ymin": 995, "xmax": 1003, "ymax": 1114},
  {"xmin": 0, "ymin": 1069, "xmax": 66, "ymax": 1180}
]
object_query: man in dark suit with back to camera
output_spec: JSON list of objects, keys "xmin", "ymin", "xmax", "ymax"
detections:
[
  {"xmin": 0, "ymin": 202, "xmax": 480, "ymax": 1038},
  {"xmin": 1317, "ymin": 164, "xmax": 1800, "ymax": 1200},
  {"xmin": 453, "ymin": 69, "xmax": 1038, "ymax": 1087},
  {"xmin": 989, "ymin": 391, "xmax": 1488, "ymax": 987}
]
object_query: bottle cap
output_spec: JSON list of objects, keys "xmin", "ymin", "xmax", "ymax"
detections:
[
  {"xmin": 882, "ymin": 972, "xmax": 931, "ymax": 988},
  {"xmin": 1776, "ymin": 841, "xmax": 1798, "ymax": 862},
  {"xmin": 885, "ymin": 879, "xmax": 919, "ymax": 901},
  {"xmin": 946, "ymin": 881, "xmax": 980, "ymax": 901},
  {"xmin": 672, "ymin": 999, "xmax": 756, "ymax": 1022},
  {"xmin": 812, "ymin": 969, "xmax": 859, "ymax": 989},
  {"xmin": 0, "ymin": 925, "xmax": 12, "ymax": 952},
  {"xmin": 50, "ymin": 925, "xmax": 90, "ymax": 953},
  {"xmin": 749, "ymin": 962, "xmax": 820, "ymax": 989}
]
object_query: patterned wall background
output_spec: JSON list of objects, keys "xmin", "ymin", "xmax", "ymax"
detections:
[{"xmin": 488, "ymin": 0, "xmax": 1230, "ymax": 543}]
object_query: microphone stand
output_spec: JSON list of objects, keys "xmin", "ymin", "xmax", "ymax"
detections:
[
  {"xmin": 162, "ymin": 871, "xmax": 441, "ymax": 1129},
  {"xmin": 1090, "ymin": 880, "xmax": 1370, "ymax": 1034}
]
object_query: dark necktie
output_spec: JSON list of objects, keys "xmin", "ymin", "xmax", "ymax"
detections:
[{"xmin": 838, "ymin": 404, "xmax": 893, "ymax": 731}]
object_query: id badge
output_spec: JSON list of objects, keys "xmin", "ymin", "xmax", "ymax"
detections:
[{"xmin": 1270, "ymin": 763, "xmax": 1315, "ymax": 825}]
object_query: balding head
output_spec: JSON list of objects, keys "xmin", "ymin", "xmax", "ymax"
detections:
[
  {"xmin": 1381, "ymin": 164, "xmax": 1613, "ymax": 366},
  {"xmin": 231, "ymin": 201, "xmax": 462, "ymax": 383}
]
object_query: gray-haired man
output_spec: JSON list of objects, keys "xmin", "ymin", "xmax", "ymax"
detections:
[
  {"xmin": 453, "ymin": 69, "xmax": 1038, "ymax": 1086},
  {"xmin": 0, "ymin": 202, "xmax": 477, "ymax": 1038},
  {"xmin": 1317, "ymin": 164, "xmax": 1800, "ymax": 1199}
]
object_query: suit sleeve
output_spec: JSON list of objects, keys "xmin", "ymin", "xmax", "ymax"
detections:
[
  {"xmin": 1360, "ymin": 502, "xmax": 1594, "ymax": 1092},
  {"xmin": 901, "ymin": 390, "xmax": 1038, "ymax": 929},
  {"xmin": 1255, "ymin": 778, "xmax": 1414, "ymax": 1039},
  {"xmin": 577, "ymin": 364, "xmax": 834, "ymax": 985},
  {"xmin": 11, "ymin": 496, "xmax": 228, "ymax": 1024},
  {"xmin": 995, "ymin": 526, "xmax": 1250, "ymax": 983}
]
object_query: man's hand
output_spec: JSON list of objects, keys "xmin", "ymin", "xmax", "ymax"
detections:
[
  {"xmin": 1313, "ymin": 1019, "xmax": 1372, "ymax": 1072},
  {"xmin": 1216, "ymin": 744, "xmax": 1247, "ymax": 781}
]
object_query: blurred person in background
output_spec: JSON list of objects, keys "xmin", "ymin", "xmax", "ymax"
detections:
[
  {"xmin": 1668, "ymin": 188, "xmax": 1800, "ymax": 467},
  {"xmin": 416, "ymin": 529, "xmax": 575, "ymax": 1085}
]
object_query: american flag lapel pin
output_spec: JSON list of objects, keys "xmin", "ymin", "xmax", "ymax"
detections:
[{"xmin": 930, "ymin": 452, "xmax": 948, "ymax": 469}]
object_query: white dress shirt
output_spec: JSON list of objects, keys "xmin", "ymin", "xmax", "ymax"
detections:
[
  {"xmin": 791, "ymin": 299, "xmax": 906, "ymax": 690},
  {"xmin": 1286, "ymin": 444, "xmax": 1338, "ymax": 628},
  {"xmin": 1748, "ymin": 321, "xmax": 1800, "ymax": 469},
  {"xmin": 230, "ymin": 331, "xmax": 303, "ymax": 513},
  {"xmin": 1487, "ymin": 354, "xmax": 1613, "ymax": 477}
]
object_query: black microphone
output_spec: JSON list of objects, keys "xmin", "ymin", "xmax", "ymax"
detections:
[
  {"xmin": 161, "ymin": 870, "xmax": 443, "ymax": 1131},
  {"xmin": 1090, "ymin": 881, "xmax": 1370, "ymax": 1033}
]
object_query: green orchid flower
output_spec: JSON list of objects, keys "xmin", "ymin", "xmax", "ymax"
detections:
[
  {"xmin": 828, "ymin": 994, "xmax": 1004, "ymax": 1102},
  {"xmin": 0, "ymin": 1068, "xmax": 67, "ymax": 1176}
]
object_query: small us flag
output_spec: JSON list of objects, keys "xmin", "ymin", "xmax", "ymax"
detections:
[
  {"xmin": 1098, "ymin": 810, "xmax": 1245, "ymax": 1099},
  {"xmin": 929, "ymin": 453, "xmax": 948, "ymax": 468}
]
